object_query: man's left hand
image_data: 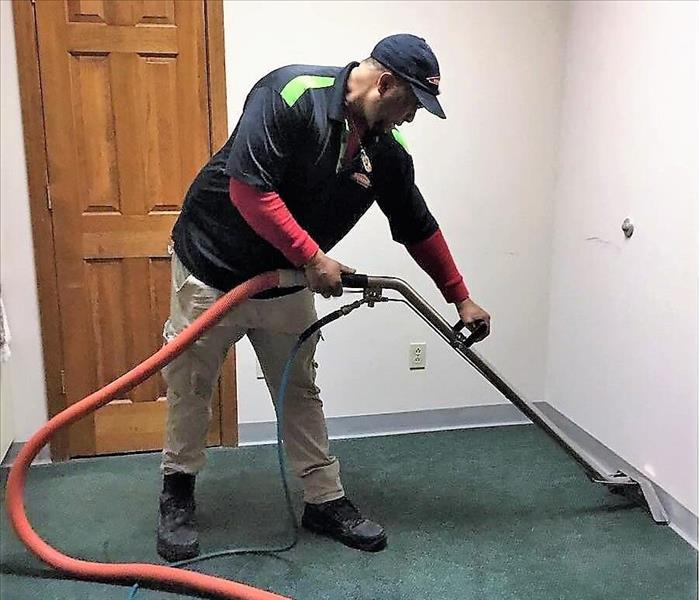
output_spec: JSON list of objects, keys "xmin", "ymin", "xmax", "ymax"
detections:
[{"xmin": 455, "ymin": 298, "xmax": 491, "ymax": 341}]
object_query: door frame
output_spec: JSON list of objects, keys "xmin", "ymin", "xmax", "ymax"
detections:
[{"xmin": 12, "ymin": 0, "xmax": 234, "ymax": 461}]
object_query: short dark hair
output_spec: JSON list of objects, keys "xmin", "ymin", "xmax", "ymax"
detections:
[
  {"xmin": 362, "ymin": 57, "xmax": 387, "ymax": 71},
  {"xmin": 361, "ymin": 57, "xmax": 413, "ymax": 94}
]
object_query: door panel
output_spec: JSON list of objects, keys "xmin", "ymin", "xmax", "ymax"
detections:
[{"xmin": 34, "ymin": 0, "xmax": 224, "ymax": 456}]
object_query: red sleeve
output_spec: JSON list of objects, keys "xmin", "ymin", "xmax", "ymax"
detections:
[
  {"xmin": 229, "ymin": 177, "xmax": 319, "ymax": 267},
  {"xmin": 406, "ymin": 229, "xmax": 470, "ymax": 303}
]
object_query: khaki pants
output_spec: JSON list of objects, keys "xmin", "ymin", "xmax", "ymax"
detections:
[{"xmin": 160, "ymin": 252, "xmax": 344, "ymax": 504}]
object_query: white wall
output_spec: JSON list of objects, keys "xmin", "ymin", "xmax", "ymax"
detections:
[
  {"xmin": 224, "ymin": 0, "xmax": 568, "ymax": 424},
  {"xmin": 546, "ymin": 1, "xmax": 698, "ymax": 516},
  {"xmin": 0, "ymin": 1, "xmax": 49, "ymax": 446}
]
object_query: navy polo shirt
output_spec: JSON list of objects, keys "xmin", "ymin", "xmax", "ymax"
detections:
[{"xmin": 172, "ymin": 62, "xmax": 438, "ymax": 297}]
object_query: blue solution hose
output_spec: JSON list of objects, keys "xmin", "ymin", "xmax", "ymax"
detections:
[
  {"xmin": 128, "ymin": 338, "xmax": 303, "ymax": 598},
  {"xmin": 130, "ymin": 301, "xmax": 364, "ymax": 598}
]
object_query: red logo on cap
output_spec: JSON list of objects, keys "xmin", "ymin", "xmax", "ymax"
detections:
[{"xmin": 426, "ymin": 75, "xmax": 441, "ymax": 89}]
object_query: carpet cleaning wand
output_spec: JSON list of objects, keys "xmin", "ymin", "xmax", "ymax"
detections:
[{"xmin": 339, "ymin": 273, "xmax": 668, "ymax": 524}]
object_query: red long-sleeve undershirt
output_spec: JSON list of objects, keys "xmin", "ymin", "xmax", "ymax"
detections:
[
  {"xmin": 228, "ymin": 177, "xmax": 469, "ymax": 303},
  {"xmin": 405, "ymin": 229, "xmax": 469, "ymax": 303}
]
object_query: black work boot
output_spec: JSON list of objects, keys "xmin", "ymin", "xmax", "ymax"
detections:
[
  {"xmin": 302, "ymin": 496, "xmax": 387, "ymax": 552},
  {"xmin": 156, "ymin": 473, "xmax": 199, "ymax": 562}
]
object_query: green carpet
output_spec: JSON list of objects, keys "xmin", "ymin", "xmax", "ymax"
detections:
[{"xmin": 1, "ymin": 425, "xmax": 696, "ymax": 599}]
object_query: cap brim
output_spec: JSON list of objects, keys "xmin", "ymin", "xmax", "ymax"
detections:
[{"xmin": 412, "ymin": 85, "xmax": 446, "ymax": 119}]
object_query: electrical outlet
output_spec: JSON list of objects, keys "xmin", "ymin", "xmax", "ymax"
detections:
[
  {"xmin": 255, "ymin": 358, "xmax": 265, "ymax": 380},
  {"xmin": 409, "ymin": 342, "xmax": 427, "ymax": 370}
]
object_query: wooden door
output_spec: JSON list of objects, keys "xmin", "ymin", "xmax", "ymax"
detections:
[{"xmin": 32, "ymin": 0, "xmax": 232, "ymax": 457}]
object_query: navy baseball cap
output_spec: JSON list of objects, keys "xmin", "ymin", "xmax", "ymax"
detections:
[{"xmin": 370, "ymin": 34, "xmax": 446, "ymax": 119}]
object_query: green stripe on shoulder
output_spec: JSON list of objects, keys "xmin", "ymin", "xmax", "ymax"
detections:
[
  {"xmin": 391, "ymin": 128, "xmax": 409, "ymax": 152},
  {"xmin": 280, "ymin": 75, "xmax": 335, "ymax": 107}
]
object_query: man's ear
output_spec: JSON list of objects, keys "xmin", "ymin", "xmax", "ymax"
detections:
[{"xmin": 376, "ymin": 71, "xmax": 398, "ymax": 96}]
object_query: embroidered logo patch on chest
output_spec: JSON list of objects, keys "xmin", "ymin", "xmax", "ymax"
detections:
[{"xmin": 351, "ymin": 172, "xmax": 372, "ymax": 189}]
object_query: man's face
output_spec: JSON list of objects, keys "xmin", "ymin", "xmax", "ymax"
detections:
[{"xmin": 365, "ymin": 73, "xmax": 422, "ymax": 132}]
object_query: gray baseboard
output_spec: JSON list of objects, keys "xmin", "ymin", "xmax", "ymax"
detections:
[
  {"xmin": 0, "ymin": 442, "xmax": 51, "ymax": 468},
  {"xmin": 238, "ymin": 403, "xmax": 531, "ymax": 446}
]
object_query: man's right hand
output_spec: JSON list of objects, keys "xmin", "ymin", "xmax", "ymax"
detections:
[{"xmin": 303, "ymin": 250, "xmax": 355, "ymax": 298}]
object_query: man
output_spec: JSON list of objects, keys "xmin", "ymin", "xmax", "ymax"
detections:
[{"xmin": 157, "ymin": 33, "xmax": 491, "ymax": 562}]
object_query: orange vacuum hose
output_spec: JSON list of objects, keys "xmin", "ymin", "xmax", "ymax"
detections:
[{"xmin": 5, "ymin": 271, "xmax": 292, "ymax": 600}]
